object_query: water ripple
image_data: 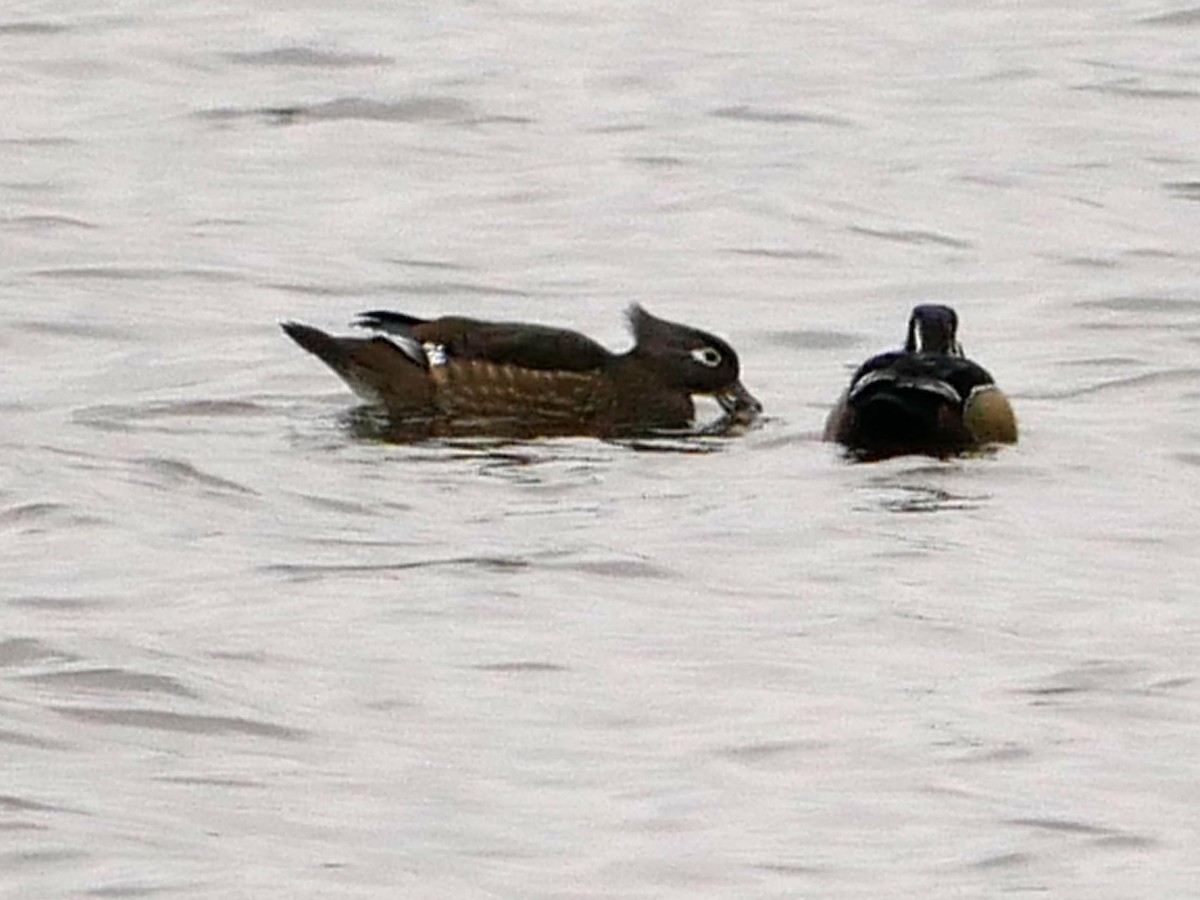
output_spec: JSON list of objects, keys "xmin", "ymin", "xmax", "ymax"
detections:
[
  {"xmin": 21, "ymin": 668, "xmax": 197, "ymax": 699},
  {"xmin": 629, "ymin": 154, "xmax": 687, "ymax": 168},
  {"xmin": 1164, "ymin": 181, "xmax": 1200, "ymax": 201},
  {"xmin": 766, "ymin": 329, "xmax": 862, "ymax": 350},
  {"xmin": 968, "ymin": 851, "xmax": 1033, "ymax": 870},
  {"xmin": 0, "ymin": 21, "xmax": 71, "ymax": 35},
  {"xmin": 1005, "ymin": 817, "xmax": 1118, "ymax": 837},
  {"xmin": 86, "ymin": 881, "xmax": 176, "ymax": 897},
  {"xmin": 262, "ymin": 556, "xmax": 530, "ymax": 579},
  {"xmin": 0, "ymin": 728, "xmax": 64, "ymax": 750},
  {"xmin": 0, "ymin": 794, "xmax": 83, "ymax": 814},
  {"xmin": 31, "ymin": 266, "xmax": 245, "ymax": 283},
  {"xmin": 849, "ymin": 226, "xmax": 973, "ymax": 249},
  {"xmin": 154, "ymin": 776, "xmax": 262, "ymax": 788},
  {"xmin": 75, "ymin": 400, "xmax": 272, "ymax": 434},
  {"xmin": 856, "ymin": 472, "xmax": 992, "ymax": 514},
  {"xmin": 472, "ymin": 662, "xmax": 569, "ymax": 673},
  {"xmin": 0, "ymin": 849, "xmax": 89, "ymax": 867},
  {"xmin": 1140, "ymin": 8, "xmax": 1200, "ymax": 26},
  {"xmin": 130, "ymin": 457, "xmax": 257, "ymax": 496},
  {"xmin": 9, "ymin": 595, "xmax": 103, "ymax": 612},
  {"xmin": 198, "ymin": 96, "xmax": 531, "ymax": 128},
  {"xmin": 386, "ymin": 257, "xmax": 470, "ymax": 272},
  {"xmin": 1077, "ymin": 295, "xmax": 1200, "ymax": 313},
  {"xmin": 1015, "ymin": 661, "xmax": 1194, "ymax": 725},
  {"xmin": 265, "ymin": 279, "xmax": 531, "ymax": 298},
  {"xmin": 729, "ymin": 247, "xmax": 839, "ymax": 262},
  {"xmin": 1075, "ymin": 80, "xmax": 1200, "ymax": 101},
  {"xmin": 295, "ymin": 494, "xmax": 390, "ymax": 516},
  {"xmin": 546, "ymin": 558, "xmax": 674, "ymax": 579},
  {"xmin": 223, "ymin": 47, "xmax": 392, "ymax": 68},
  {"xmin": 0, "ymin": 638, "xmax": 78, "ymax": 667},
  {"xmin": 0, "ymin": 214, "xmax": 97, "ymax": 230},
  {"xmin": 1032, "ymin": 367, "xmax": 1200, "ymax": 400},
  {"xmin": 711, "ymin": 105, "xmax": 852, "ymax": 127},
  {"xmin": 751, "ymin": 862, "xmax": 825, "ymax": 877},
  {"xmin": 718, "ymin": 739, "xmax": 817, "ymax": 764},
  {"xmin": 52, "ymin": 707, "xmax": 305, "ymax": 740},
  {"xmin": 14, "ymin": 320, "xmax": 135, "ymax": 340},
  {"xmin": 0, "ymin": 502, "xmax": 82, "ymax": 527}
]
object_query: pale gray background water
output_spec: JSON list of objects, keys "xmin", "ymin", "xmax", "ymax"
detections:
[{"xmin": 3, "ymin": 1, "xmax": 1200, "ymax": 897}]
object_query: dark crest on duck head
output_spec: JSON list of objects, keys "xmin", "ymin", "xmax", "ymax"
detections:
[
  {"xmin": 627, "ymin": 305, "xmax": 761, "ymax": 419},
  {"xmin": 627, "ymin": 305, "xmax": 741, "ymax": 390},
  {"xmin": 904, "ymin": 304, "xmax": 962, "ymax": 356}
]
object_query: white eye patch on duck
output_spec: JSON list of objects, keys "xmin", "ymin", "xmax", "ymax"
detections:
[{"xmin": 689, "ymin": 346, "xmax": 723, "ymax": 367}]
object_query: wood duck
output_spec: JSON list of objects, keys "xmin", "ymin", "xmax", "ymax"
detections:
[
  {"xmin": 282, "ymin": 305, "xmax": 762, "ymax": 437},
  {"xmin": 824, "ymin": 304, "xmax": 1017, "ymax": 459}
]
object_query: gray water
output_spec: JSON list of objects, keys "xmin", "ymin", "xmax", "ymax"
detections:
[{"xmin": 4, "ymin": 2, "xmax": 1200, "ymax": 897}]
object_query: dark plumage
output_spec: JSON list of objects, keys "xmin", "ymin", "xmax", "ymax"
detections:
[
  {"xmin": 282, "ymin": 305, "xmax": 761, "ymax": 437},
  {"xmin": 824, "ymin": 304, "xmax": 1017, "ymax": 460}
]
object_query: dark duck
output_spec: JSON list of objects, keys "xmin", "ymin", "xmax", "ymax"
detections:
[
  {"xmin": 282, "ymin": 305, "xmax": 761, "ymax": 438},
  {"xmin": 824, "ymin": 304, "xmax": 1017, "ymax": 460}
]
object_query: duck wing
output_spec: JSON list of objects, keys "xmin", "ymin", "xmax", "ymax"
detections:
[
  {"xmin": 356, "ymin": 311, "xmax": 612, "ymax": 373},
  {"xmin": 849, "ymin": 352, "xmax": 996, "ymax": 408}
]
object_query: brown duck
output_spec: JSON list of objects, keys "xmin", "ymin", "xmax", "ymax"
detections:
[{"xmin": 282, "ymin": 306, "xmax": 761, "ymax": 437}]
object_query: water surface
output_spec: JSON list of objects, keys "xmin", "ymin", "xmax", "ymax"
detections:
[{"xmin": 3, "ymin": 1, "xmax": 1200, "ymax": 897}]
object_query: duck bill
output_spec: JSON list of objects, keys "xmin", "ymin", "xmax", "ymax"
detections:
[{"xmin": 715, "ymin": 380, "xmax": 763, "ymax": 423}]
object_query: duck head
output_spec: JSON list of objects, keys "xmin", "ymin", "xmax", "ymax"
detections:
[
  {"xmin": 904, "ymin": 304, "xmax": 963, "ymax": 356},
  {"xmin": 627, "ymin": 305, "xmax": 762, "ymax": 421}
]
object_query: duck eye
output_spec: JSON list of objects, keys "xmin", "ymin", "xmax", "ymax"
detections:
[{"xmin": 690, "ymin": 346, "xmax": 722, "ymax": 368}]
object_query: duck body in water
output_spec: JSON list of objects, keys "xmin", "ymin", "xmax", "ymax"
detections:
[
  {"xmin": 282, "ymin": 305, "xmax": 762, "ymax": 439},
  {"xmin": 824, "ymin": 304, "xmax": 1017, "ymax": 460}
]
